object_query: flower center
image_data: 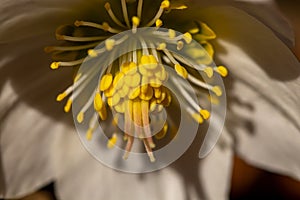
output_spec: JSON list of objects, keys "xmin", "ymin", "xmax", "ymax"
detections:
[{"xmin": 46, "ymin": 0, "xmax": 228, "ymax": 162}]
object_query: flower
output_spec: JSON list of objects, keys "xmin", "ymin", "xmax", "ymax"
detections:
[{"xmin": 1, "ymin": 0, "xmax": 300, "ymax": 199}]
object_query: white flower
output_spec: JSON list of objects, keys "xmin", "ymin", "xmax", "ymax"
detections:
[{"xmin": 0, "ymin": 0, "xmax": 300, "ymax": 199}]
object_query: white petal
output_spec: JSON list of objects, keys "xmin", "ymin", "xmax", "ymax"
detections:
[
  {"xmin": 199, "ymin": 6, "xmax": 300, "ymax": 179},
  {"xmin": 0, "ymin": 80, "xmax": 73, "ymax": 198},
  {"xmin": 0, "ymin": 0, "xmax": 100, "ymax": 43},
  {"xmin": 54, "ymin": 122, "xmax": 234, "ymax": 200},
  {"xmin": 199, "ymin": 129, "xmax": 234, "ymax": 200}
]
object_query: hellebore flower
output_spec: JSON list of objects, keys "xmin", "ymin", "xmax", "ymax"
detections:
[{"xmin": 0, "ymin": 0, "xmax": 300, "ymax": 199}]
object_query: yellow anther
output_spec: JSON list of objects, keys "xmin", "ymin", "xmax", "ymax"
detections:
[
  {"xmin": 105, "ymin": 39, "xmax": 115, "ymax": 51},
  {"xmin": 114, "ymin": 102, "xmax": 125, "ymax": 113},
  {"xmin": 94, "ymin": 92, "xmax": 104, "ymax": 111},
  {"xmin": 100, "ymin": 73, "xmax": 113, "ymax": 91},
  {"xmin": 64, "ymin": 99, "xmax": 72, "ymax": 113},
  {"xmin": 212, "ymin": 86, "xmax": 222, "ymax": 97},
  {"xmin": 56, "ymin": 92, "xmax": 67, "ymax": 102},
  {"xmin": 155, "ymin": 67, "xmax": 167, "ymax": 81},
  {"xmin": 175, "ymin": 64, "xmax": 188, "ymax": 79},
  {"xmin": 102, "ymin": 22, "xmax": 110, "ymax": 31},
  {"xmin": 194, "ymin": 22, "xmax": 216, "ymax": 41},
  {"xmin": 121, "ymin": 62, "xmax": 137, "ymax": 74},
  {"xmin": 215, "ymin": 66, "xmax": 228, "ymax": 77},
  {"xmin": 113, "ymin": 72, "xmax": 125, "ymax": 90},
  {"xmin": 155, "ymin": 123, "xmax": 168, "ymax": 139},
  {"xmin": 50, "ymin": 62, "xmax": 60, "ymax": 69},
  {"xmin": 154, "ymin": 88, "xmax": 162, "ymax": 98},
  {"xmin": 88, "ymin": 49, "xmax": 98, "ymax": 57},
  {"xmin": 98, "ymin": 106, "xmax": 107, "ymax": 120},
  {"xmin": 192, "ymin": 113, "xmax": 203, "ymax": 124},
  {"xmin": 148, "ymin": 55, "xmax": 158, "ymax": 64},
  {"xmin": 204, "ymin": 67, "xmax": 214, "ymax": 78},
  {"xmin": 209, "ymin": 95, "xmax": 220, "ymax": 105},
  {"xmin": 156, "ymin": 19, "xmax": 163, "ymax": 27},
  {"xmin": 171, "ymin": 4, "xmax": 188, "ymax": 10},
  {"xmin": 111, "ymin": 93, "xmax": 121, "ymax": 106},
  {"xmin": 107, "ymin": 133, "xmax": 118, "ymax": 149},
  {"xmin": 183, "ymin": 32, "xmax": 192, "ymax": 44},
  {"xmin": 86, "ymin": 129, "xmax": 93, "ymax": 141},
  {"xmin": 157, "ymin": 43, "xmax": 166, "ymax": 50},
  {"xmin": 140, "ymin": 55, "xmax": 150, "ymax": 65},
  {"xmin": 132, "ymin": 16, "xmax": 140, "ymax": 26},
  {"xmin": 141, "ymin": 83, "xmax": 149, "ymax": 94},
  {"xmin": 140, "ymin": 87, "xmax": 153, "ymax": 101},
  {"xmin": 161, "ymin": 91, "xmax": 171, "ymax": 106},
  {"xmin": 161, "ymin": 0, "xmax": 170, "ymax": 9},
  {"xmin": 118, "ymin": 84, "xmax": 130, "ymax": 98},
  {"xmin": 104, "ymin": 85, "xmax": 115, "ymax": 97},
  {"xmin": 189, "ymin": 27, "xmax": 199, "ymax": 34},
  {"xmin": 125, "ymin": 73, "xmax": 141, "ymax": 87},
  {"xmin": 149, "ymin": 100, "xmax": 157, "ymax": 112},
  {"xmin": 177, "ymin": 41, "xmax": 184, "ymax": 50},
  {"xmin": 169, "ymin": 29, "xmax": 176, "ymax": 39},
  {"xmin": 104, "ymin": 2, "xmax": 111, "ymax": 10},
  {"xmin": 77, "ymin": 112, "xmax": 84, "ymax": 123},
  {"xmin": 129, "ymin": 87, "xmax": 140, "ymax": 99},
  {"xmin": 149, "ymin": 78, "xmax": 162, "ymax": 88},
  {"xmin": 200, "ymin": 109, "xmax": 210, "ymax": 120}
]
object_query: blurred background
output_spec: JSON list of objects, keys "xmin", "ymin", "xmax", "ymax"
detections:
[{"xmin": 5, "ymin": 0, "xmax": 300, "ymax": 200}]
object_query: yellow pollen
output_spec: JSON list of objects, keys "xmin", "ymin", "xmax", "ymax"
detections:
[
  {"xmin": 132, "ymin": 16, "xmax": 140, "ymax": 26},
  {"xmin": 56, "ymin": 92, "xmax": 67, "ymax": 102},
  {"xmin": 102, "ymin": 22, "xmax": 110, "ymax": 31},
  {"xmin": 177, "ymin": 41, "xmax": 184, "ymax": 50},
  {"xmin": 204, "ymin": 67, "xmax": 214, "ymax": 78},
  {"xmin": 50, "ymin": 62, "xmax": 60, "ymax": 69},
  {"xmin": 183, "ymin": 32, "xmax": 192, "ymax": 44},
  {"xmin": 86, "ymin": 129, "xmax": 93, "ymax": 141},
  {"xmin": 200, "ymin": 109, "xmax": 210, "ymax": 120},
  {"xmin": 161, "ymin": 0, "xmax": 170, "ymax": 9},
  {"xmin": 107, "ymin": 133, "xmax": 118, "ymax": 149},
  {"xmin": 189, "ymin": 27, "xmax": 199, "ymax": 34},
  {"xmin": 156, "ymin": 19, "xmax": 163, "ymax": 27},
  {"xmin": 216, "ymin": 66, "xmax": 228, "ymax": 77},
  {"xmin": 169, "ymin": 29, "xmax": 176, "ymax": 39},
  {"xmin": 105, "ymin": 39, "xmax": 115, "ymax": 51},
  {"xmin": 174, "ymin": 64, "xmax": 188, "ymax": 79},
  {"xmin": 192, "ymin": 113, "xmax": 203, "ymax": 124},
  {"xmin": 94, "ymin": 93, "xmax": 104, "ymax": 111},
  {"xmin": 64, "ymin": 99, "xmax": 72, "ymax": 113},
  {"xmin": 77, "ymin": 112, "xmax": 84, "ymax": 123},
  {"xmin": 100, "ymin": 74, "xmax": 113, "ymax": 91},
  {"xmin": 88, "ymin": 49, "xmax": 98, "ymax": 57},
  {"xmin": 157, "ymin": 43, "xmax": 166, "ymax": 50},
  {"xmin": 212, "ymin": 86, "xmax": 222, "ymax": 96}
]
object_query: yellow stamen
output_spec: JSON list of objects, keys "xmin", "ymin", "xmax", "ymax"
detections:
[
  {"xmin": 107, "ymin": 133, "xmax": 118, "ymax": 149},
  {"xmin": 183, "ymin": 32, "xmax": 192, "ymax": 44},
  {"xmin": 192, "ymin": 113, "xmax": 203, "ymax": 124},
  {"xmin": 64, "ymin": 99, "xmax": 72, "ymax": 113},
  {"xmin": 212, "ymin": 86, "xmax": 222, "ymax": 96},
  {"xmin": 88, "ymin": 49, "xmax": 98, "ymax": 57},
  {"xmin": 174, "ymin": 64, "xmax": 188, "ymax": 79},
  {"xmin": 105, "ymin": 39, "xmax": 115, "ymax": 51},
  {"xmin": 77, "ymin": 112, "xmax": 84, "ymax": 123},
  {"xmin": 200, "ymin": 109, "xmax": 210, "ymax": 120},
  {"xmin": 204, "ymin": 67, "xmax": 214, "ymax": 78},
  {"xmin": 50, "ymin": 62, "xmax": 60, "ymax": 69},
  {"xmin": 156, "ymin": 19, "xmax": 163, "ymax": 27},
  {"xmin": 169, "ymin": 29, "xmax": 176, "ymax": 39},
  {"xmin": 56, "ymin": 92, "xmax": 67, "ymax": 102},
  {"xmin": 161, "ymin": 0, "xmax": 170, "ymax": 9},
  {"xmin": 100, "ymin": 74, "xmax": 113, "ymax": 91},
  {"xmin": 215, "ymin": 66, "xmax": 228, "ymax": 77},
  {"xmin": 94, "ymin": 93, "xmax": 104, "ymax": 111}
]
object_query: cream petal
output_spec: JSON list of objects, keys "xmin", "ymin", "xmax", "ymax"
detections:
[
  {"xmin": 232, "ymin": 0, "xmax": 295, "ymax": 47},
  {"xmin": 54, "ymin": 118, "xmax": 234, "ymax": 200},
  {"xmin": 0, "ymin": 80, "xmax": 74, "ymax": 198},
  {"xmin": 0, "ymin": 0, "xmax": 100, "ymax": 43},
  {"xmin": 199, "ymin": 129, "xmax": 234, "ymax": 200},
  {"xmin": 199, "ymin": 6, "xmax": 300, "ymax": 179},
  {"xmin": 189, "ymin": 1, "xmax": 294, "ymax": 47},
  {"xmin": 54, "ymin": 131, "xmax": 185, "ymax": 200}
]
